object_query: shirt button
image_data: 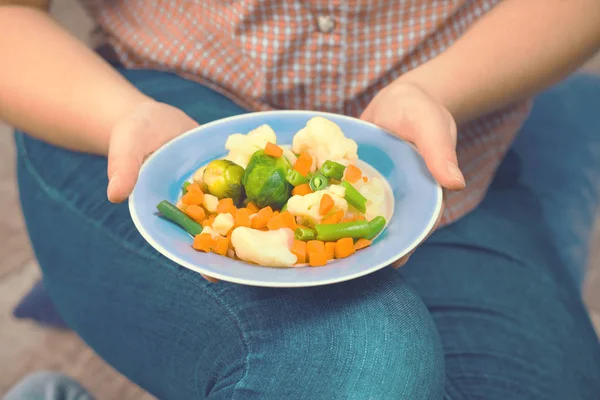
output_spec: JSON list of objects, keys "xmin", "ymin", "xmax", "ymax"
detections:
[{"xmin": 317, "ymin": 15, "xmax": 335, "ymax": 33}]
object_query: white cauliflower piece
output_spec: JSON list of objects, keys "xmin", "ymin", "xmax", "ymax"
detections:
[
  {"xmin": 359, "ymin": 177, "xmax": 386, "ymax": 220},
  {"xmin": 192, "ymin": 166, "xmax": 206, "ymax": 188},
  {"xmin": 292, "ymin": 117, "xmax": 358, "ymax": 168},
  {"xmin": 281, "ymin": 145, "xmax": 297, "ymax": 166},
  {"xmin": 224, "ymin": 124, "xmax": 277, "ymax": 168},
  {"xmin": 202, "ymin": 194, "xmax": 219, "ymax": 213},
  {"xmin": 327, "ymin": 184, "xmax": 346, "ymax": 198},
  {"xmin": 213, "ymin": 213, "xmax": 235, "ymax": 236},
  {"xmin": 231, "ymin": 227, "xmax": 297, "ymax": 267},
  {"xmin": 201, "ymin": 226, "xmax": 220, "ymax": 239},
  {"xmin": 286, "ymin": 189, "xmax": 348, "ymax": 225}
]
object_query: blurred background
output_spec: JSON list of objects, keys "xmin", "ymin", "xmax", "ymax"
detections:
[{"xmin": 0, "ymin": 1, "xmax": 599, "ymax": 398}]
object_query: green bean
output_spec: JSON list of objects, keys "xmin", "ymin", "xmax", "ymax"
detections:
[
  {"xmin": 341, "ymin": 181, "xmax": 367, "ymax": 213},
  {"xmin": 366, "ymin": 216, "xmax": 387, "ymax": 240},
  {"xmin": 319, "ymin": 160, "xmax": 346, "ymax": 180},
  {"xmin": 156, "ymin": 200, "xmax": 204, "ymax": 236},
  {"xmin": 286, "ymin": 169, "xmax": 308, "ymax": 187},
  {"xmin": 309, "ymin": 172, "xmax": 329, "ymax": 191},
  {"xmin": 295, "ymin": 226, "xmax": 316, "ymax": 241},
  {"xmin": 182, "ymin": 181, "xmax": 191, "ymax": 195},
  {"xmin": 314, "ymin": 221, "xmax": 370, "ymax": 242}
]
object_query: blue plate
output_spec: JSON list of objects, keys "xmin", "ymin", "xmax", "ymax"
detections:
[{"xmin": 129, "ymin": 111, "xmax": 442, "ymax": 287}]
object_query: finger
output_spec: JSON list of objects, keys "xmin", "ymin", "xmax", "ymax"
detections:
[
  {"xmin": 201, "ymin": 274, "xmax": 219, "ymax": 283},
  {"xmin": 392, "ymin": 252, "xmax": 413, "ymax": 269},
  {"xmin": 411, "ymin": 108, "xmax": 465, "ymax": 191},
  {"xmin": 106, "ymin": 113, "xmax": 151, "ymax": 203}
]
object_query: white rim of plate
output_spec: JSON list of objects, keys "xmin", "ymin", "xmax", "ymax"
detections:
[{"xmin": 129, "ymin": 110, "xmax": 443, "ymax": 287}]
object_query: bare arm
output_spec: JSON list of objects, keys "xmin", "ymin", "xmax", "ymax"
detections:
[
  {"xmin": 0, "ymin": 4, "xmax": 151, "ymax": 155},
  {"xmin": 399, "ymin": 0, "xmax": 600, "ymax": 124}
]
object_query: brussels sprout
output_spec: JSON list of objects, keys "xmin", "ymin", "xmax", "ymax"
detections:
[
  {"xmin": 242, "ymin": 150, "xmax": 292, "ymax": 209},
  {"xmin": 203, "ymin": 159, "xmax": 245, "ymax": 204}
]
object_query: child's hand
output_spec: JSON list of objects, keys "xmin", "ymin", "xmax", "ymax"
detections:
[
  {"xmin": 361, "ymin": 81, "xmax": 466, "ymax": 191},
  {"xmin": 106, "ymin": 101, "xmax": 199, "ymax": 203}
]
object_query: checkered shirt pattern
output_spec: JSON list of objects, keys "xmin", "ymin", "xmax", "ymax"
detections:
[{"xmin": 79, "ymin": 0, "xmax": 532, "ymax": 226}]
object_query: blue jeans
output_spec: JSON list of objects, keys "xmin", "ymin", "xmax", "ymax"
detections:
[
  {"xmin": 14, "ymin": 71, "xmax": 600, "ymax": 399},
  {"xmin": 4, "ymin": 372, "xmax": 93, "ymax": 400}
]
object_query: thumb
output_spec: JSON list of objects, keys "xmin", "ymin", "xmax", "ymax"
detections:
[
  {"xmin": 106, "ymin": 120, "xmax": 146, "ymax": 203},
  {"xmin": 412, "ymin": 110, "xmax": 465, "ymax": 191}
]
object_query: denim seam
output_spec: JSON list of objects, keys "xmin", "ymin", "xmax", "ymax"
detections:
[{"xmin": 16, "ymin": 133, "xmax": 251, "ymax": 400}]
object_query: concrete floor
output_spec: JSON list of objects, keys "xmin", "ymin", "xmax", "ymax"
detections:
[{"xmin": 0, "ymin": 1, "xmax": 599, "ymax": 398}]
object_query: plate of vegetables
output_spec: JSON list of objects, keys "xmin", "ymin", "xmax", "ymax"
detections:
[{"xmin": 129, "ymin": 111, "xmax": 442, "ymax": 287}]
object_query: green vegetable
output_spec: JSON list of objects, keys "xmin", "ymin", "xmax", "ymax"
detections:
[
  {"xmin": 281, "ymin": 202, "xmax": 288, "ymax": 212},
  {"xmin": 366, "ymin": 216, "xmax": 387, "ymax": 240},
  {"xmin": 309, "ymin": 172, "xmax": 329, "ymax": 191},
  {"xmin": 295, "ymin": 226, "xmax": 316, "ymax": 241},
  {"xmin": 242, "ymin": 150, "xmax": 293, "ymax": 209},
  {"xmin": 319, "ymin": 160, "xmax": 346, "ymax": 180},
  {"xmin": 314, "ymin": 221, "xmax": 370, "ymax": 242},
  {"xmin": 157, "ymin": 200, "xmax": 203, "ymax": 236},
  {"xmin": 203, "ymin": 159, "xmax": 245, "ymax": 204},
  {"xmin": 286, "ymin": 169, "xmax": 308, "ymax": 187},
  {"xmin": 341, "ymin": 181, "xmax": 367, "ymax": 213},
  {"xmin": 182, "ymin": 181, "xmax": 191, "ymax": 195}
]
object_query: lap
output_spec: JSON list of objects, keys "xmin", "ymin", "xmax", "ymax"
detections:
[
  {"xmin": 15, "ymin": 69, "xmax": 443, "ymax": 400},
  {"xmin": 15, "ymin": 70, "xmax": 600, "ymax": 399}
]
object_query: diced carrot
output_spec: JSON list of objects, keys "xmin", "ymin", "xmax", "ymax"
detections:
[
  {"xmin": 335, "ymin": 237, "xmax": 356, "ymax": 259},
  {"xmin": 308, "ymin": 251, "xmax": 328, "ymax": 267},
  {"xmin": 193, "ymin": 233, "xmax": 214, "ymax": 252},
  {"xmin": 279, "ymin": 211, "xmax": 297, "ymax": 230},
  {"xmin": 247, "ymin": 202, "xmax": 260, "ymax": 214},
  {"xmin": 354, "ymin": 238, "xmax": 372, "ymax": 250},
  {"xmin": 235, "ymin": 208, "xmax": 251, "ymax": 228},
  {"xmin": 250, "ymin": 215, "xmax": 266, "ymax": 230},
  {"xmin": 319, "ymin": 194, "xmax": 334, "ymax": 216},
  {"xmin": 345, "ymin": 164, "xmax": 362, "ymax": 183},
  {"xmin": 257, "ymin": 206, "xmax": 274, "ymax": 222},
  {"xmin": 307, "ymin": 240, "xmax": 325, "ymax": 254},
  {"xmin": 264, "ymin": 142, "xmax": 283, "ymax": 158},
  {"xmin": 267, "ymin": 214, "xmax": 285, "ymax": 230},
  {"xmin": 187, "ymin": 182, "xmax": 203, "ymax": 193},
  {"xmin": 185, "ymin": 204, "xmax": 206, "ymax": 222},
  {"xmin": 201, "ymin": 215, "xmax": 216, "ymax": 228},
  {"xmin": 212, "ymin": 236, "xmax": 229, "ymax": 256},
  {"xmin": 182, "ymin": 191, "xmax": 204, "ymax": 206},
  {"xmin": 217, "ymin": 198, "xmax": 236, "ymax": 215},
  {"xmin": 355, "ymin": 214, "xmax": 366, "ymax": 221},
  {"xmin": 272, "ymin": 210, "xmax": 280, "ymax": 217},
  {"xmin": 363, "ymin": 176, "xmax": 369, "ymax": 183},
  {"xmin": 292, "ymin": 183, "xmax": 313, "ymax": 196},
  {"xmin": 325, "ymin": 242, "xmax": 336, "ymax": 260},
  {"xmin": 322, "ymin": 210, "xmax": 344, "ymax": 225},
  {"xmin": 291, "ymin": 240, "xmax": 307, "ymax": 264},
  {"xmin": 293, "ymin": 152, "xmax": 313, "ymax": 177}
]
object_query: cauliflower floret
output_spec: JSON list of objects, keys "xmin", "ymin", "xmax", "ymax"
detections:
[
  {"xmin": 286, "ymin": 189, "xmax": 348, "ymax": 225},
  {"xmin": 280, "ymin": 145, "xmax": 297, "ymax": 166},
  {"xmin": 202, "ymin": 194, "xmax": 219, "ymax": 213},
  {"xmin": 192, "ymin": 166, "xmax": 206, "ymax": 188},
  {"xmin": 359, "ymin": 176, "xmax": 386, "ymax": 220},
  {"xmin": 213, "ymin": 213, "xmax": 235, "ymax": 236},
  {"xmin": 231, "ymin": 227, "xmax": 297, "ymax": 267},
  {"xmin": 292, "ymin": 117, "xmax": 358, "ymax": 168},
  {"xmin": 225, "ymin": 124, "xmax": 277, "ymax": 168},
  {"xmin": 201, "ymin": 226, "xmax": 220, "ymax": 239},
  {"xmin": 327, "ymin": 184, "xmax": 346, "ymax": 198}
]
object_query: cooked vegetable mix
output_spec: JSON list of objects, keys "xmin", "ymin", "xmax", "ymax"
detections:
[{"xmin": 156, "ymin": 116, "xmax": 391, "ymax": 267}]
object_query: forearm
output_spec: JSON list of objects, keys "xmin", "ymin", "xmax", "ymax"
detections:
[
  {"xmin": 400, "ymin": 0, "xmax": 600, "ymax": 124},
  {"xmin": 0, "ymin": 6, "xmax": 151, "ymax": 155}
]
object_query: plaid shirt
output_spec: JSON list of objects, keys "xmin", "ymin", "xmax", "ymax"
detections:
[{"xmin": 80, "ymin": 0, "xmax": 531, "ymax": 226}]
